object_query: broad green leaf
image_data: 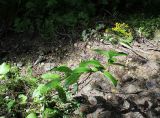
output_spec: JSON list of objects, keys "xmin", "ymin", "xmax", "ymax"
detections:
[
  {"xmin": 94, "ymin": 49, "xmax": 127, "ymax": 59},
  {"xmin": 0, "ymin": 63, "xmax": 10, "ymax": 75},
  {"xmin": 0, "ymin": 75, "xmax": 5, "ymax": 79},
  {"xmin": 94, "ymin": 49, "xmax": 110, "ymax": 57},
  {"xmin": 7, "ymin": 100, "xmax": 15, "ymax": 110},
  {"xmin": 90, "ymin": 66, "xmax": 99, "ymax": 72},
  {"xmin": 41, "ymin": 73, "xmax": 60, "ymax": 80},
  {"xmin": 43, "ymin": 108, "xmax": 59, "ymax": 118},
  {"xmin": 103, "ymin": 71, "xmax": 118, "ymax": 86},
  {"xmin": 32, "ymin": 84, "xmax": 48, "ymax": 98},
  {"xmin": 73, "ymin": 83, "xmax": 78, "ymax": 93},
  {"xmin": 26, "ymin": 113, "xmax": 37, "ymax": 118},
  {"xmin": 33, "ymin": 79, "xmax": 60, "ymax": 99},
  {"xmin": 65, "ymin": 73, "xmax": 81, "ymax": 86},
  {"xmin": 73, "ymin": 67, "xmax": 92, "ymax": 74},
  {"xmin": 52, "ymin": 66, "xmax": 72, "ymax": 76},
  {"xmin": 25, "ymin": 77, "xmax": 37, "ymax": 86},
  {"xmin": 18, "ymin": 94, "xmax": 27, "ymax": 104},
  {"xmin": 108, "ymin": 58, "xmax": 117, "ymax": 64},
  {"xmin": 52, "ymin": 66, "xmax": 72, "ymax": 73},
  {"xmin": 56, "ymin": 85, "xmax": 67, "ymax": 102},
  {"xmin": 79, "ymin": 60, "xmax": 104, "ymax": 69},
  {"xmin": 45, "ymin": 79, "xmax": 60, "ymax": 90},
  {"xmin": 108, "ymin": 50, "xmax": 128, "ymax": 57},
  {"xmin": 0, "ymin": 84, "xmax": 6, "ymax": 94}
]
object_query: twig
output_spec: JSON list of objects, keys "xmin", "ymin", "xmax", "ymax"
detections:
[
  {"xmin": 78, "ymin": 72, "xmax": 93, "ymax": 90},
  {"xmin": 147, "ymin": 48, "xmax": 160, "ymax": 52},
  {"xmin": 101, "ymin": 41, "xmax": 148, "ymax": 61},
  {"xmin": 95, "ymin": 88, "xmax": 143, "ymax": 95},
  {"xmin": 78, "ymin": 72, "xmax": 92, "ymax": 86},
  {"xmin": 125, "ymin": 46, "xmax": 148, "ymax": 61},
  {"xmin": 116, "ymin": 43, "xmax": 149, "ymax": 61}
]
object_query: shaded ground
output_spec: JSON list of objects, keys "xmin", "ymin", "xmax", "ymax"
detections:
[
  {"xmin": 0, "ymin": 30, "xmax": 160, "ymax": 117},
  {"xmin": 0, "ymin": 32, "xmax": 77, "ymax": 64}
]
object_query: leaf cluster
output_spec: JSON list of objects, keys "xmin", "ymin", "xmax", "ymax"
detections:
[
  {"xmin": 104, "ymin": 22, "xmax": 133, "ymax": 47},
  {"xmin": 0, "ymin": 49, "xmax": 127, "ymax": 117}
]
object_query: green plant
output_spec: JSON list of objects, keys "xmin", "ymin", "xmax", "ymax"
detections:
[
  {"xmin": 0, "ymin": 49, "xmax": 127, "ymax": 117},
  {"xmin": 26, "ymin": 113, "xmax": 37, "ymax": 118},
  {"xmin": 0, "ymin": 63, "xmax": 38, "ymax": 117},
  {"xmin": 31, "ymin": 49, "xmax": 127, "ymax": 117},
  {"xmin": 103, "ymin": 22, "xmax": 133, "ymax": 47},
  {"xmin": 125, "ymin": 15, "xmax": 160, "ymax": 38}
]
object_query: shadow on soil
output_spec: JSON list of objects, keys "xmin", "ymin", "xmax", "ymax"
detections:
[{"xmin": 0, "ymin": 32, "xmax": 79, "ymax": 64}]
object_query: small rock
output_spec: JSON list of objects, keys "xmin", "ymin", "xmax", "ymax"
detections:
[
  {"xmin": 80, "ymin": 52, "xmax": 86, "ymax": 57},
  {"xmin": 34, "ymin": 55, "xmax": 45, "ymax": 65},
  {"xmin": 88, "ymin": 96, "xmax": 97, "ymax": 105},
  {"xmin": 123, "ymin": 100, "xmax": 130, "ymax": 109},
  {"xmin": 82, "ymin": 85, "xmax": 92, "ymax": 94},
  {"xmin": 96, "ymin": 109, "xmax": 112, "ymax": 118},
  {"xmin": 17, "ymin": 62, "xmax": 24, "ymax": 67},
  {"xmin": 88, "ymin": 42, "xmax": 92, "ymax": 45},
  {"xmin": 123, "ymin": 84, "xmax": 141, "ymax": 93},
  {"xmin": 74, "ymin": 43, "xmax": 78, "ymax": 47},
  {"xmin": 86, "ymin": 45, "xmax": 91, "ymax": 49},
  {"xmin": 106, "ymin": 94, "xmax": 112, "ymax": 100},
  {"xmin": 146, "ymin": 101, "xmax": 153, "ymax": 109},
  {"xmin": 43, "ymin": 63, "xmax": 55, "ymax": 71},
  {"xmin": 40, "ymin": 62, "xmax": 45, "ymax": 66},
  {"xmin": 136, "ymin": 61, "xmax": 159, "ymax": 79},
  {"xmin": 133, "ymin": 112, "xmax": 144, "ymax": 118},
  {"xmin": 135, "ymin": 97, "xmax": 150, "ymax": 105},
  {"xmin": 100, "ymin": 39, "xmax": 104, "ymax": 42},
  {"xmin": 155, "ymin": 107, "xmax": 160, "ymax": 113},
  {"xmin": 79, "ymin": 104, "xmax": 90, "ymax": 113},
  {"xmin": 153, "ymin": 88, "xmax": 160, "ymax": 98},
  {"xmin": 121, "ymin": 75, "xmax": 133, "ymax": 83},
  {"xmin": 146, "ymin": 80, "xmax": 157, "ymax": 89}
]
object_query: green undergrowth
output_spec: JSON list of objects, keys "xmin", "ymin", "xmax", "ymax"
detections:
[
  {"xmin": 82, "ymin": 22, "xmax": 134, "ymax": 48},
  {"xmin": 82, "ymin": 14, "xmax": 160, "ymax": 47},
  {"xmin": 0, "ymin": 49, "xmax": 127, "ymax": 118},
  {"xmin": 122, "ymin": 14, "xmax": 160, "ymax": 39}
]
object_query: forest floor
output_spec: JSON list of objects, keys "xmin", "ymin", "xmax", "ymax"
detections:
[{"xmin": 0, "ymin": 28, "xmax": 160, "ymax": 118}]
